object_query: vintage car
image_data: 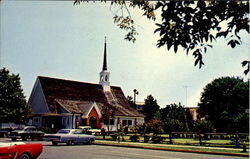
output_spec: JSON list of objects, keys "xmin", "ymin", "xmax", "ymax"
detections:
[
  {"xmin": 0, "ymin": 142, "xmax": 42, "ymax": 159},
  {"xmin": 9, "ymin": 126, "xmax": 44, "ymax": 141},
  {"xmin": 77, "ymin": 126, "xmax": 101, "ymax": 135},
  {"xmin": 43, "ymin": 129, "xmax": 95, "ymax": 145},
  {"xmin": 0, "ymin": 129, "xmax": 9, "ymax": 138}
]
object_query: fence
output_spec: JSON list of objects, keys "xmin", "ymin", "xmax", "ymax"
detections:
[{"xmin": 96, "ymin": 131, "xmax": 249, "ymax": 149}]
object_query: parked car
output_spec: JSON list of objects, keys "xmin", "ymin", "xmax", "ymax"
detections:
[
  {"xmin": 0, "ymin": 128, "xmax": 13, "ymax": 138},
  {"xmin": 78, "ymin": 126, "xmax": 101, "ymax": 135},
  {"xmin": 9, "ymin": 126, "xmax": 44, "ymax": 141},
  {"xmin": 43, "ymin": 129, "xmax": 95, "ymax": 145},
  {"xmin": 0, "ymin": 142, "xmax": 43, "ymax": 159}
]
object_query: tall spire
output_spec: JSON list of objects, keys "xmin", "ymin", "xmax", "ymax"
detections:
[
  {"xmin": 102, "ymin": 37, "xmax": 107, "ymax": 71},
  {"xmin": 99, "ymin": 36, "xmax": 110, "ymax": 92}
]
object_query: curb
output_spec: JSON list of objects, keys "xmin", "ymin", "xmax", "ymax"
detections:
[{"xmin": 94, "ymin": 143, "xmax": 249, "ymax": 157}]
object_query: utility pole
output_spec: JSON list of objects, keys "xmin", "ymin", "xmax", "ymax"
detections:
[
  {"xmin": 183, "ymin": 86, "xmax": 189, "ymax": 107},
  {"xmin": 183, "ymin": 85, "xmax": 190, "ymax": 131}
]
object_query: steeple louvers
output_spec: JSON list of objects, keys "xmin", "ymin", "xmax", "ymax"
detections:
[{"xmin": 102, "ymin": 37, "xmax": 107, "ymax": 71}]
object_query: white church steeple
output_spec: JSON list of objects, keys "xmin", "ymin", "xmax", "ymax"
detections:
[{"xmin": 99, "ymin": 37, "xmax": 110, "ymax": 92}]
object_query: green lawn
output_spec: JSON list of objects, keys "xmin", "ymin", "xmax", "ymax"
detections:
[
  {"xmin": 95, "ymin": 140, "xmax": 249, "ymax": 155},
  {"xmin": 96, "ymin": 135, "xmax": 249, "ymax": 149}
]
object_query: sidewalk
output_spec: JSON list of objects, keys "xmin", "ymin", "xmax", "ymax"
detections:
[{"xmin": 94, "ymin": 140, "xmax": 249, "ymax": 157}]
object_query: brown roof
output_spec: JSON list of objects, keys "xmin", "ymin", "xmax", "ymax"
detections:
[{"xmin": 38, "ymin": 76, "xmax": 144, "ymax": 117}]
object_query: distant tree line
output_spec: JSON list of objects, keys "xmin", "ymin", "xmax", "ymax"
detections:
[{"xmin": 132, "ymin": 77, "xmax": 249, "ymax": 134}]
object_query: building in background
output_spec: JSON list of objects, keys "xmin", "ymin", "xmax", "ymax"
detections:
[{"xmin": 185, "ymin": 107, "xmax": 199, "ymax": 121}]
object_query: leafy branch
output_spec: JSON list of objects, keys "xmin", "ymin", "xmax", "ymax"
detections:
[{"xmin": 74, "ymin": 0, "xmax": 249, "ymax": 74}]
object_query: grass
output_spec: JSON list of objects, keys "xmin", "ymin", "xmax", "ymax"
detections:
[
  {"xmin": 96, "ymin": 135, "xmax": 249, "ymax": 150},
  {"xmin": 95, "ymin": 140, "xmax": 249, "ymax": 155}
]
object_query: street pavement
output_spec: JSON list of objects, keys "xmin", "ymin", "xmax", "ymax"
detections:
[{"xmin": 0, "ymin": 138, "xmax": 247, "ymax": 159}]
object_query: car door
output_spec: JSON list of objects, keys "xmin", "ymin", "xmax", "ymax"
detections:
[
  {"xmin": 71, "ymin": 130, "xmax": 81, "ymax": 143},
  {"xmin": 74, "ymin": 130, "xmax": 87, "ymax": 143},
  {"xmin": 29, "ymin": 128, "xmax": 36, "ymax": 137}
]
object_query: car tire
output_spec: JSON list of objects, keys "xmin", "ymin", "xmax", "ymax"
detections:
[
  {"xmin": 38, "ymin": 137, "xmax": 43, "ymax": 141},
  {"xmin": 52, "ymin": 141, "xmax": 58, "ymax": 146},
  {"xmin": 19, "ymin": 153, "xmax": 31, "ymax": 159},
  {"xmin": 67, "ymin": 140, "xmax": 73, "ymax": 145},
  {"xmin": 11, "ymin": 138, "xmax": 16, "ymax": 141},
  {"xmin": 88, "ymin": 139, "xmax": 93, "ymax": 145}
]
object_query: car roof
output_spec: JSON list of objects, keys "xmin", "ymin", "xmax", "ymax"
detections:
[
  {"xmin": 78, "ymin": 126, "xmax": 91, "ymax": 129},
  {"xmin": 24, "ymin": 126, "xmax": 36, "ymax": 128}
]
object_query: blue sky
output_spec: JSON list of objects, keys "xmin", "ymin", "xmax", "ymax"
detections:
[{"xmin": 1, "ymin": 1, "xmax": 249, "ymax": 107}]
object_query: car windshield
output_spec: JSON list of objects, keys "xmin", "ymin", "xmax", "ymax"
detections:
[
  {"xmin": 14, "ymin": 127, "xmax": 25, "ymax": 130},
  {"xmin": 57, "ymin": 130, "xmax": 70, "ymax": 134},
  {"xmin": 73, "ymin": 130, "xmax": 83, "ymax": 134}
]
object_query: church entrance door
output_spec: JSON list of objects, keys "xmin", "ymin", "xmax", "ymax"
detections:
[{"xmin": 89, "ymin": 116, "xmax": 97, "ymax": 129}]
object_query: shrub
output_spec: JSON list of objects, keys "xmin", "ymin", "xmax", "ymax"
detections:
[
  {"xmin": 110, "ymin": 134, "xmax": 117, "ymax": 141},
  {"xmin": 194, "ymin": 120, "xmax": 214, "ymax": 133},
  {"xmin": 151, "ymin": 136, "xmax": 162, "ymax": 143},
  {"xmin": 130, "ymin": 135, "xmax": 139, "ymax": 142},
  {"xmin": 163, "ymin": 119, "xmax": 185, "ymax": 133},
  {"xmin": 143, "ymin": 135, "xmax": 150, "ymax": 143}
]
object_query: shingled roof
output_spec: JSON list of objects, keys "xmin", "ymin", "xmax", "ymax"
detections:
[{"xmin": 38, "ymin": 76, "xmax": 144, "ymax": 117}]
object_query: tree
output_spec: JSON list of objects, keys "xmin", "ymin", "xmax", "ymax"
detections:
[
  {"xmin": 163, "ymin": 119, "xmax": 185, "ymax": 133},
  {"xmin": 234, "ymin": 113, "xmax": 249, "ymax": 133},
  {"xmin": 144, "ymin": 119, "xmax": 163, "ymax": 134},
  {"xmin": 198, "ymin": 76, "xmax": 249, "ymax": 132},
  {"xmin": 143, "ymin": 95, "xmax": 160, "ymax": 122},
  {"xmin": 74, "ymin": 1, "xmax": 249, "ymax": 74},
  {"xmin": 160, "ymin": 103, "xmax": 193, "ymax": 132},
  {"xmin": 100, "ymin": 104, "xmax": 117, "ymax": 131},
  {"xmin": 0, "ymin": 68, "xmax": 31, "ymax": 124},
  {"xmin": 193, "ymin": 119, "xmax": 214, "ymax": 133},
  {"xmin": 127, "ymin": 96, "xmax": 137, "ymax": 110}
]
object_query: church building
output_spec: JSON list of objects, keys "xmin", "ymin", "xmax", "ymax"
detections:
[{"xmin": 28, "ymin": 38, "xmax": 145, "ymax": 131}]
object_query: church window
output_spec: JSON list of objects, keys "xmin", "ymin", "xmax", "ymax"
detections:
[
  {"xmin": 122, "ymin": 119, "xmax": 132, "ymax": 126},
  {"xmin": 110, "ymin": 119, "xmax": 114, "ymax": 125},
  {"xmin": 103, "ymin": 119, "xmax": 114, "ymax": 125},
  {"xmin": 128, "ymin": 120, "xmax": 132, "ymax": 126},
  {"xmin": 122, "ymin": 120, "xmax": 127, "ymax": 126}
]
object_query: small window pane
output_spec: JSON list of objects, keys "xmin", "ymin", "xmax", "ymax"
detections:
[
  {"xmin": 110, "ymin": 119, "xmax": 115, "ymax": 125},
  {"xmin": 122, "ymin": 120, "xmax": 127, "ymax": 126},
  {"xmin": 128, "ymin": 120, "xmax": 132, "ymax": 126}
]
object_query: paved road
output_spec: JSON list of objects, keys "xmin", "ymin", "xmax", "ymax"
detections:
[{"xmin": 0, "ymin": 138, "xmax": 246, "ymax": 159}]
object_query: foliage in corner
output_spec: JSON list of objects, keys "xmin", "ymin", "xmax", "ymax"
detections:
[
  {"xmin": 74, "ymin": 0, "xmax": 249, "ymax": 74},
  {"xmin": 0, "ymin": 68, "xmax": 31, "ymax": 124}
]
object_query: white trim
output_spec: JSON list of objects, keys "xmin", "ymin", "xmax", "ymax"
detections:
[
  {"xmin": 55, "ymin": 100, "xmax": 70, "ymax": 113},
  {"xmin": 28, "ymin": 78, "xmax": 39, "ymax": 104},
  {"xmin": 114, "ymin": 116, "xmax": 144, "ymax": 119},
  {"xmin": 38, "ymin": 78, "xmax": 50, "ymax": 113},
  {"xmin": 85, "ymin": 102, "xmax": 102, "ymax": 118},
  {"xmin": 28, "ymin": 77, "xmax": 50, "ymax": 113}
]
